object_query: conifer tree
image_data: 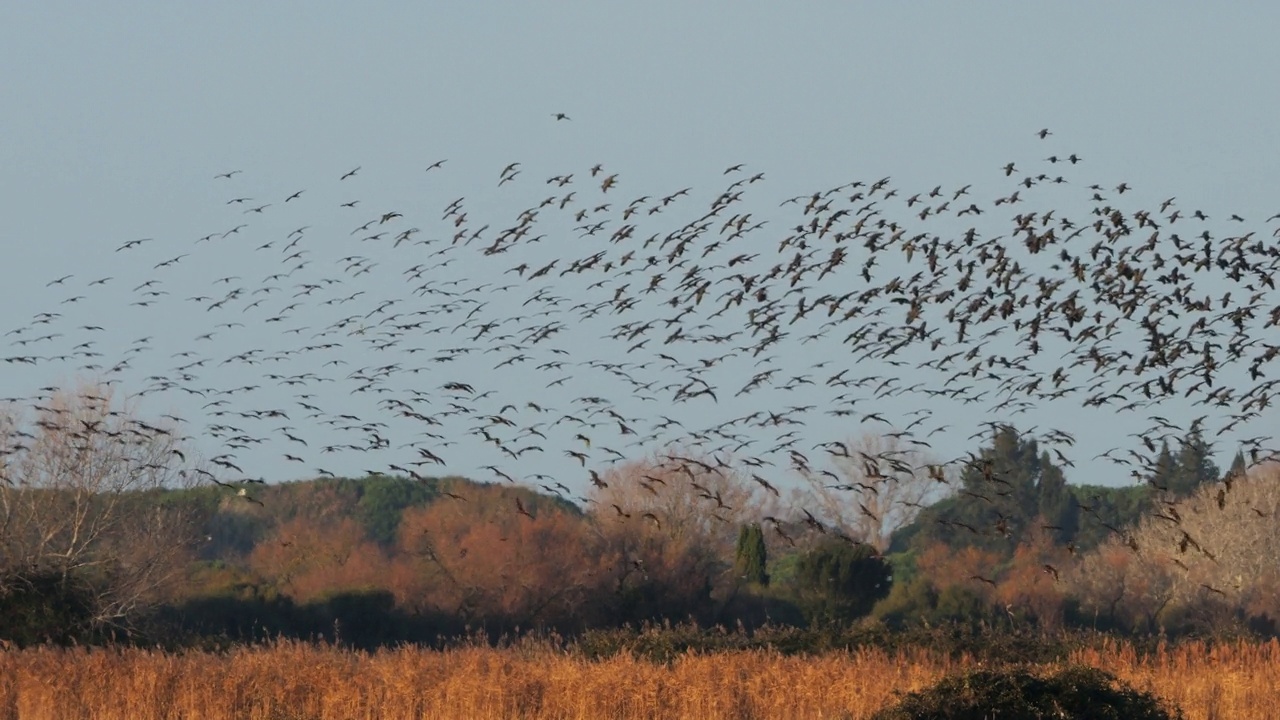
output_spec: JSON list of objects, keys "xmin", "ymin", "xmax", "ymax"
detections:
[
  {"xmin": 793, "ymin": 539, "xmax": 890, "ymax": 623},
  {"xmin": 735, "ymin": 523, "xmax": 769, "ymax": 586},
  {"xmin": 1149, "ymin": 441, "xmax": 1176, "ymax": 492},
  {"xmin": 1170, "ymin": 430, "xmax": 1218, "ymax": 496},
  {"xmin": 1036, "ymin": 452, "xmax": 1078, "ymax": 543},
  {"xmin": 955, "ymin": 425, "xmax": 1043, "ymax": 550}
]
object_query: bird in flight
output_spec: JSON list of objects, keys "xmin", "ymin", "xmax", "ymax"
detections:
[
  {"xmin": 237, "ymin": 488, "xmax": 265, "ymax": 506},
  {"xmin": 19, "ymin": 128, "xmax": 1275, "ymax": 600},
  {"xmin": 499, "ymin": 162, "xmax": 521, "ymax": 186},
  {"xmin": 552, "ymin": 113, "xmax": 571, "ymax": 121},
  {"xmin": 515, "ymin": 497, "xmax": 535, "ymax": 519},
  {"xmin": 115, "ymin": 238, "xmax": 152, "ymax": 252}
]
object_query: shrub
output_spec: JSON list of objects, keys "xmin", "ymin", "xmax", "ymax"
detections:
[
  {"xmin": 0, "ymin": 570, "xmax": 98, "ymax": 645},
  {"xmin": 793, "ymin": 539, "xmax": 892, "ymax": 624},
  {"xmin": 870, "ymin": 664, "xmax": 1182, "ymax": 720}
]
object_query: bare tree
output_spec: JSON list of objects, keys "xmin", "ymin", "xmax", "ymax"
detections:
[
  {"xmin": 583, "ymin": 447, "xmax": 786, "ymax": 615},
  {"xmin": 1070, "ymin": 461, "xmax": 1280, "ymax": 631},
  {"xmin": 0, "ymin": 383, "xmax": 201, "ymax": 634},
  {"xmin": 795, "ymin": 431, "xmax": 953, "ymax": 550},
  {"xmin": 588, "ymin": 447, "xmax": 776, "ymax": 542}
]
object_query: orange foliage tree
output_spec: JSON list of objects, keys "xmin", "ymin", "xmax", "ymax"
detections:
[
  {"xmin": 993, "ymin": 525, "xmax": 1073, "ymax": 629},
  {"xmin": 389, "ymin": 483, "xmax": 602, "ymax": 629},
  {"xmin": 248, "ymin": 515, "xmax": 389, "ymax": 603}
]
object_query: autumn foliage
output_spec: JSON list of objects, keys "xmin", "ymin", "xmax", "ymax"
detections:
[
  {"xmin": 5, "ymin": 384, "xmax": 1280, "ymax": 656},
  {"xmin": 387, "ymin": 484, "xmax": 601, "ymax": 628}
]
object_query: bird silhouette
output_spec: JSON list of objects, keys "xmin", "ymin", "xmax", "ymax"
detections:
[
  {"xmin": 6, "ymin": 129, "xmax": 1276, "ymax": 606},
  {"xmin": 515, "ymin": 497, "xmax": 535, "ymax": 519}
]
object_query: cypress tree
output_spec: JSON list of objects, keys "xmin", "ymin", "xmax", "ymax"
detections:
[
  {"xmin": 950, "ymin": 425, "xmax": 1042, "ymax": 552},
  {"xmin": 1037, "ymin": 452, "xmax": 1078, "ymax": 543},
  {"xmin": 794, "ymin": 539, "xmax": 891, "ymax": 623},
  {"xmin": 735, "ymin": 523, "xmax": 769, "ymax": 586},
  {"xmin": 1149, "ymin": 441, "xmax": 1176, "ymax": 492},
  {"xmin": 1170, "ymin": 430, "xmax": 1218, "ymax": 496}
]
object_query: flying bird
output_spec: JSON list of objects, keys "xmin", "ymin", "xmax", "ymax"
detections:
[{"xmin": 515, "ymin": 497, "xmax": 535, "ymax": 519}]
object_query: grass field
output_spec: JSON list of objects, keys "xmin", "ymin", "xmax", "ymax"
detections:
[{"xmin": 2, "ymin": 638, "xmax": 1279, "ymax": 719}]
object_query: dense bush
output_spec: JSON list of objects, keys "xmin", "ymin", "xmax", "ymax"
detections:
[
  {"xmin": 871, "ymin": 665, "xmax": 1182, "ymax": 720},
  {"xmin": 792, "ymin": 539, "xmax": 892, "ymax": 624},
  {"xmin": 0, "ymin": 570, "xmax": 99, "ymax": 645},
  {"xmin": 147, "ymin": 590, "xmax": 458, "ymax": 651}
]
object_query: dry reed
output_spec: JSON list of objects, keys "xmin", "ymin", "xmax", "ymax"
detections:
[{"xmin": 1, "ymin": 638, "xmax": 1278, "ymax": 719}]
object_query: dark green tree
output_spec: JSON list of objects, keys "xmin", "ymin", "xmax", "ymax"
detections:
[
  {"xmin": 1069, "ymin": 485, "xmax": 1152, "ymax": 551},
  {"xmin": 913, "ymin": 425, "xmax": 1063, "ymax": 555},
  {"xmin": 0, "ymin": 570, "xmax": 99, "ymax": 646},
  {"xmin": 963, "ymin": 426, "xmax": 1041, "ymax": 538},
  {"xmin": 1169, "ymin": 430, "xmax": 1218, "ymax": 496},
  {"xmin": 735, "ymin": 523, "xmax": 769, "ymax": 586},
  {"xmin": 1036, "ymin": 452, "xmax": 1078, "ymax": 544},
  {"xmin": 1149, "ymin": 441, "xmax": 1177, "ymax": 492},
  {"xmin": 792, "ymin": 539, "xmax": 892, "ymax": 624},
  {"xmin": 355, "ymin": 474, "xmax": 436, "ymax": 546}
]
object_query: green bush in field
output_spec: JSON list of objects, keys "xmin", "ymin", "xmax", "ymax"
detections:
[{"xmin": 870, "ymin": 664, "xmax": 1182, "ymax": 720}]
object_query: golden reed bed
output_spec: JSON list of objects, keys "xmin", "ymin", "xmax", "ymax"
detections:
[{"xmin": 1, "ymin": 638, "xmax": 1278, "ymax": 719}]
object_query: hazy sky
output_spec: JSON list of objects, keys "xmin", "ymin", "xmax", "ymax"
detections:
[{"xmin": 3, "ymin": 3, "xmax": 1279, "ymax": 498}]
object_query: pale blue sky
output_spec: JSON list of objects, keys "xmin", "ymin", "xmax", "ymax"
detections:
[{"xmin": 2, "ymin": 3, "xmax": 1278, "ymax": 498}]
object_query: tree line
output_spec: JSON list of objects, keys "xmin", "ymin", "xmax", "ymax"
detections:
[{"xmin": 1, "ymin": 389, "xmax": 1273, "ymax": 650}]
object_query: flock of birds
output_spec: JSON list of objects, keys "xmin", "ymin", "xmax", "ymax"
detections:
[{"xmin": 3, "ymin": 125, "xmax": 1279, "ymax": 558}]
